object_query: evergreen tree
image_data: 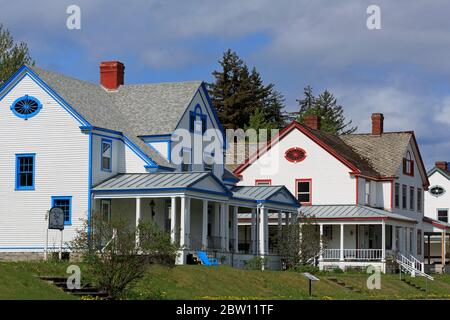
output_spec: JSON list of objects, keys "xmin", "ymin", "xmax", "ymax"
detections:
[
  {"xmin": 245, "ymin": 107, "xmax": 275, "ymax": 131},
  {"xmin": 0, "ymin": 24, "xmax": 34, "ymax": 85},
  {"xmin": 208, "ymin": 49, "xmax": 285, "ymax": 129},
  {"xmin": 296, "ymin": 86, "xmax": 357, "ymax": 134}
]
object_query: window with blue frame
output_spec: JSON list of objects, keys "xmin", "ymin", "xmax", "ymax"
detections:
[
  {"xmin": 15, "ymin": 154, "xmax": 35, "ymax": 190},
  {"xmin": 101, "ymin": 139, "xmax": 112, "ymax": 171},
  {"xmin": 51, "ymin": 196, "xmax": 72, "ymax": 225},
  {"xmin": 189, "ymin": 105, "xmax": 207, "ymax": 134},
  {"xmin": 10, "ymin": 95, "xmax": 42, "ymax": 120}
]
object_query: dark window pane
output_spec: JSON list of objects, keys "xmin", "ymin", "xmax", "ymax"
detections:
[
  {"xmin": 298, "ymin": 193, "xmax": 310, "ymax": 203},
  {"xmin": 297, "ymin": 182, "xmax": 310, "ymax": 193}
]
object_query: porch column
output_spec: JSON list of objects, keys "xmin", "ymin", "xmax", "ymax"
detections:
[
  {"xmin": 180, "ymin": 196, "xmax": 190, "ymax": 248},
  {"xmin": 391, "ymin": 224, "xmax": 396, "ymax": 252},
  {"xmin": 442, "ymin": 230, "xmax": 446, "ymax": 266},
  {"xmin": 259, "ymin": 206, "xmax": 268, "ymax": 256},
  {"xmin": 412, "ymin": 225, "xmax": 417, "ymax": 256},
  {"xmin": 220, "ymin": 202, "xmax": 226, "ymax": 250},
  {"xmin": 135, "ymin": 197, "xmax": 142, "ymax": 246},
  {"xmin": 427, "ymin": 234, "xmax": 431, "ymax": 265},
  {"xmin": 224, "ymin": 203, "xmax": 230, "ymax": 251},
  {"xmin": 285, "ymin": 212, "xmax": 290, "ymax": 226},
  {"xmin": 214, "ymin": 203, "xmax": 220, "ymax": 238},
  {"xmin": 319, "ymin": 224, "xmax": 324, "ymax": 261},
  {"xmin": 339, "ymin": 224, "xmax": 344, "ymax": 261},
  {"xmin": 251, "ymin": 208, "xmax": 258, "ymax": 255},
  {"xmin": 170, "ymin": 196, "xmax": 177, "ymax": 243},
  {"xmin": 202, "ymin": 199, "xmax": 208, "ymax": 250},
  {"xmin": 381, "ymin": 221, "xmax": 386, "ymax": 262},
  {"xmin": 233, "ymin": 206, "xmax": 239, "ymax": 253},
  {"xmin": 277, "ymin": 211, "xmax": 283, "ymax": 243}
]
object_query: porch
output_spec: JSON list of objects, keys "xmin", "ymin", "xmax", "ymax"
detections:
[
  {"xmin": 423, "ymin": 217, "xmax": 450, "ymax": 273},
  {"xmin": 301, "ymin": 205, "xmax": 421, "ymax": 272},
  {"xmin": 91, "ymin": 172, "xmax": 299, "ymax": 268}
]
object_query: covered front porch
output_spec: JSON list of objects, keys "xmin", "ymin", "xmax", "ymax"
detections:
[
  {"xmin": 301, "ymin": 205, "xmax": 420, "ymax": 273},
  {"xmin": 91, "ymin": 172, "xmax": 299, "ymax": 268},
  {"xmin": 423, "ymin": 217, "xmax": 450, "ymax": 273}
]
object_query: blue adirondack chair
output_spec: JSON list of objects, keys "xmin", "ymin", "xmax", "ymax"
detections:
[{"xmin": 197, "ymin": 251, "xmax": 219, "ymax": 266}]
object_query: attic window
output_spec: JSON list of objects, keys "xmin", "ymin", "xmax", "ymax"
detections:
[
  {"xmin": 10, "ymin": 95, "xmax": 42, "ymax": 120},
  {"xmin": 189, "ymin": 105, "xmax": 207, "ymax": 134},
  {"xmin": 429, "ymin": 185, "xmax": 445, "ymax": 197},
  {"xmin": 403, "ymin": 151, "xmax": 414, "ymax": 176},
  {"xmin": 285, "ymin": 147, "xmax": 307, "ymax": 163}
]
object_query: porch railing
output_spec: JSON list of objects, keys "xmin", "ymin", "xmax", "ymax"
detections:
[{"xmin": 323, "ymin": 249, "xmax": 383, "ymax": 261}]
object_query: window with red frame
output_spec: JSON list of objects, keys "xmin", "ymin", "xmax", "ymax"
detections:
[
  {"xmin": 296, "ymin": 179, "xmax": 311, "ymax": 204},
  {"xmin": 403, "ymin": 151, "xmax": 414, "ymax": 176},
  {"xmin": 255, "ymin": 179, "xmax": 271, "ymax": 186}
]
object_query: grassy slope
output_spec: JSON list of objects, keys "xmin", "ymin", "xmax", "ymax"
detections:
[
  {"xmin": 1, "ymin": 262, "xmax": 450, "ymax": 300},
  {"xmin": 0, "ymin": 262, "xmax": 76, "ymax": 300},
  {"xmin": 131, "ymin": 265, "xmax": 450, "ymax": 300}
]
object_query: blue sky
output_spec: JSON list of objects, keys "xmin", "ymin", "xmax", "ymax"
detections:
[{"xmin": 2, "ymin": 0, "xmax": 450, "ymax": 168}]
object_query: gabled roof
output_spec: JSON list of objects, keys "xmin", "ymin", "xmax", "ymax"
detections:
[
  {"xmin": 92, "ymin": 171, "xmax": 229, "ymax": 194},
  {"xmin": 11, "ymin": 65, "xmax": 204, "ymax": 168},
  {"xmin": 427, "ymin": 166, "xmax": 450, "ymax": 180},
  {"xmin": 300, "ymin": 205, "xmax": 416, "ymax": 223},
  {"xmin": 234, "ymin": 121, "xmax": 429, "ymax": 186},
  {"xmin": 231, "ymin": 185, "xmax": 300, "ymax": 207}
]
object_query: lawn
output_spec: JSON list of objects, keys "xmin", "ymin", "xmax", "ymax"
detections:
[{"xmin": 1, "ymin": 261, "xmax": 450, "ymax": 300}]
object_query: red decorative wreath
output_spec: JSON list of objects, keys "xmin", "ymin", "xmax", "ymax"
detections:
[{"xmin": 284, "ymin": 147, "xmax": 307, "ymax": 163}]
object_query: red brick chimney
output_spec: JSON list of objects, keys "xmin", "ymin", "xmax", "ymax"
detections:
[
  {"xmin": 304, "ymin": 115, "xmax": 321, "ymax": 130},
  {"xmin": 436, "ymin": 161, "xmax": 448, "ymax": 171},
  {"xmin": 100, "ymin": 61, "xmax": 125, "ymax": 90},
  {"xmin": 371, "ymin": 113, "xmax": 384, "ymax": 135}
]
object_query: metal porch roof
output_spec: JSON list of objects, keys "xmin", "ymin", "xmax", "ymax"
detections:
[{"xmin": 300, "ymin": 205, "xmax": 416, "ymax": 223}]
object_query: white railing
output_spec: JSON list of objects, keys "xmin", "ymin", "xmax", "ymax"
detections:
[
  {"xmin": 322, "ymin": 249, "xmax": 340, "ymax": 260},
  {"xmin": 322, "ymin": 249, "xmax": 382, "ymax": 261},
  {"xmin": 410, "ymin": 254, "xmax": 424, "ymax": 273},
  {"xmin": 396, "ymin": 252, "xmax": 433, "ymax": 280}
]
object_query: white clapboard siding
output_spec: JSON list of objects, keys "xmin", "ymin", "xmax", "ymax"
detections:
[
  {"xmin": 0, "ymin": 74, "xmax": 89, "ymax": 251},
  {"xmin": 238, "ymin": 128, "xmax": 356, "ymax": 205}
]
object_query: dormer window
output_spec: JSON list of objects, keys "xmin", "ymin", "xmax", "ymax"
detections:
[
  {"xmin": 189, "ymin": 105, "xmax": 207, "ymax": 134},
  {"xmin": 403, "ymin": 151, "xmax": 414, "ymax": 176}
]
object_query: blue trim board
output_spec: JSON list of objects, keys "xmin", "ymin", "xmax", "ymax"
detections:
[
  {"xmin": 51, "ymin": 196, "xmax": 73, "ymax": 225},
  {"xmin": 0, "ymin": 65, "xmax": 90, "ymax": 126},
  {"xmin": 87, "ymin": 131, "xmax": 93, "ymax": 239},
  {"xmin": 100, "ymin": 138, "xmax": 113, "ymax": 172},
  {"xmin": 15, "ymin": 153, "xmax": 36, "ymax": 191}
]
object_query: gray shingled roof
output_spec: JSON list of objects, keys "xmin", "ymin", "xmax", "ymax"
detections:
[
  {"xmin": 300, "ymin": 205, "xmax": 416, "ymax": 222},
  {"xmin": 30, "ymin": 65, "xmax": 202, "ymax": 168},
  {"xmin": 340, "ymin": 132, "xmax": 412, "ymax": 177},
  {"xmin": 93, "ymin": 172, "xmax": 213, "ymax": 191}
]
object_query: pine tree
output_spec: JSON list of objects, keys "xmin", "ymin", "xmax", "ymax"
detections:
[
  {"xmin": 208, "ymin": 49, "xmax": 285, "ymax": 129},
  {"xmin": 245, "ymin": 107, "xmax": 275, "ymax": 131},
  {"xmin": 0, "ymin": 24, "xmax": 34, "ymax": 85},
  {"xmin": 296, "ymin": 86, "xmax": 357, "ymax": 134}
]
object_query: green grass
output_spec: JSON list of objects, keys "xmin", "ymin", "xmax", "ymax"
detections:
[
  {"xmin": 0, "ymin": 262, "xmax": 77, "ymax": 300},
  {"xmin": 1, "ymin": 261, "xmax": 450, "ymax": 300}
]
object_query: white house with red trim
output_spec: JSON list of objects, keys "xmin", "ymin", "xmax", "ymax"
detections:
[
  {"xmin": 423, "ymin": 161, "xmax": 450, "ymax": 271},
  {"xmin": 233, "ymin": 114, "xmax": 430, "ymax": 272}
]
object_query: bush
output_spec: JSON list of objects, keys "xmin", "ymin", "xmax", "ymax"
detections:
[
  {"xmin": 244, "ymin": 257, "xmax": 268, "ymax": 270},
  {"xmin": 70, "ymin": 212, "xmax": 179, "ymax": 299},
  {"xmin": 292, "ymin": 264, "xmax": 320, "ymax": 274},
  {"xmin": 331, "ymin": 267, "xmax": 344, "ymax": 274}
]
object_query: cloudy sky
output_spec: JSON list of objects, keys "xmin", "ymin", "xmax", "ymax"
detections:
[{"xmin": 1, "ymin": 0, "xmax": 450, "ymax": 168}]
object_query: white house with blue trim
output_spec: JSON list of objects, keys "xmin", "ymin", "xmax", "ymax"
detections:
[{"xmin": 0, "ymin": 61, "xmax": 299, "ymax": 267}]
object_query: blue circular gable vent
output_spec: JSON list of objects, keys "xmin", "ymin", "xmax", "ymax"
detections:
[{"xmin": 10, "ymin": 95, "xmax": 42, "ymax": 120}]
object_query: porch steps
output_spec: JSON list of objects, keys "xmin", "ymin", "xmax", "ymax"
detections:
[
  {"xmin": 327, "ymin": 277, "xmax": 362, "ymax": 293},
  {"xmin": 37, "ymin": 276, "xmax": 108, "ymax": 298}
]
